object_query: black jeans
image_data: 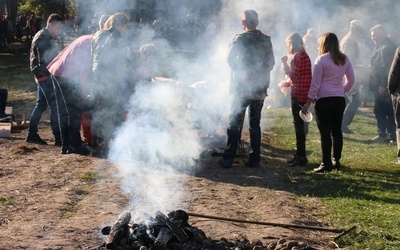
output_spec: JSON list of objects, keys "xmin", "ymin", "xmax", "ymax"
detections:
[
  {"xmin": 223, "ymin": 98, "xmax": 264, "ymax": 163},
  {"xmin": 291, "ymin": 97, "xmax": 308, "ymax": 158},
  {"xmin": 315, "ymin": 97, "xmax": 346, "ymax": 166},
  {"xmin": 52, "ymin": 76, "xmax": 84, "ymax": 149},
  {"xmin": 0, "ymin": 88, "xmax": 7, "ymax": 114}
]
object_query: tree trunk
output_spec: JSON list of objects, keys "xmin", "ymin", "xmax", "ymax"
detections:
[{"xmin": 5, "ymin": 0, "xmax": 18, "ymax": 23}]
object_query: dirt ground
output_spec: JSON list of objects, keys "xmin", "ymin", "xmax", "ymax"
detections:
[{"xmin": 0, "ymin": 100, "xmax": 338, "ymax": 250}]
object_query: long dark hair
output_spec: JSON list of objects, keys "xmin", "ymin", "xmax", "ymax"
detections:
[{"xmin": 318, "ymin": 32, "xmax": 347, "ymax": 66}]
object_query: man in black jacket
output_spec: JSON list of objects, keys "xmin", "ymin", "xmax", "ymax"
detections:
[
  {"xmin": 370, "ymin": 24, "xmax": 398, "ymax": 143},
  {"xmin": 219, "ymin": 10, "xmax": 275, "ymax": 168},
  {"xmin": 388, "ymin": 47, "xmax": 400, "ymax": 163},
  {"xmin": 26, "ymin": 14, "xmax": 64, "ymax": 145}
]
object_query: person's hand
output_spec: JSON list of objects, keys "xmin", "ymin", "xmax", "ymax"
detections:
[
  {"xmin": 378, "ymin": 86, "xmax": 387, "ymax": 94},
  {"xmin": 301, "ymin": 102, "xmax": 311, "ymax": 114},
  {"xmin": 278, "ymin": 81, "xmax": 288, "ymax": 95},
  {"xmin": 281, "ymin": 55, "xmax": 288, "ymax": 64}
]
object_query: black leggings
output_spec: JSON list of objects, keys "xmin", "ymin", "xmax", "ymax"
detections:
[{"xmin": 315, "ymin": 97, "xmax": 346, "ymax": 166}]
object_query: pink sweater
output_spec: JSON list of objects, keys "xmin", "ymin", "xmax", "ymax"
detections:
[{"xmin": 308, "ymin": 53, "xmax": 355, "ymax": 100}]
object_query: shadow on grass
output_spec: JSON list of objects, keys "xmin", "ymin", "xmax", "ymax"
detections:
[
  {"xmin": 195, "ymin": 144, "xmax": 400, "ymax": 205},
  {"xmin": 288, "ymin": 166, "xmax": 400, "ymax": 205}
]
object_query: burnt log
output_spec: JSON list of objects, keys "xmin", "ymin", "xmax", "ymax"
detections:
[
  {"xmin": 155, "ymin": 211, "xmax": 189, "ymax": 244},
  {"xmin": 106, "ymin": 212, "xmax": 132, "ymax": 249}
]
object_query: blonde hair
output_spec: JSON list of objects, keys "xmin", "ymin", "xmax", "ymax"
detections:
[
  {"xmin": 98, "ymin": 14, "xmax": 111, "ymax": 30},
  {"xmin": 285, "ymin": 32, "xmax": 305, "ymax": 54},
  {"xmin": 103, "ymin": 12, "xmax": 129, "ymax": 31}
]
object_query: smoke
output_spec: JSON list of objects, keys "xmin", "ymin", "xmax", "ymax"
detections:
[
  {"xmin": 65, "ymin": 0, "xmax": 400, "ymax": 219},
  {"xmin": 107, "ymin": 80, "xmax": 202, "ymax": 216}
]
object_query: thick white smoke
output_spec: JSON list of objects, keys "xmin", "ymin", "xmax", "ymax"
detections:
[{"xmin": 77, "ymin": 0, "xmax": 399, "ymax": 219}]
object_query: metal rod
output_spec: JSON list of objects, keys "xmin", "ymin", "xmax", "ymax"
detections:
[{"xmin": 187, "ymin": 212, "xmax": 348, "ymax": 233}]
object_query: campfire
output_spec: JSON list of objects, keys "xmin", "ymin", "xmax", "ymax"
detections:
[
  {"xmin": 97, "ymin": 210, "xmax": 322, "ymax": 250},
  {"xmin": 99, "ymin": 210, "xmax": 210, "ymax": 249}
]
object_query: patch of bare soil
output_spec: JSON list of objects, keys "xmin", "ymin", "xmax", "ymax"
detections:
[{"xmin": 0, "ymin": 107, "xmax": 338, "ymax": 249}]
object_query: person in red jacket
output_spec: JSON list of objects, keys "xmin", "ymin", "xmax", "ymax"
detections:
[{"xmin": 280, "ymin": 32, "xmax": 312, "ymax": 167}]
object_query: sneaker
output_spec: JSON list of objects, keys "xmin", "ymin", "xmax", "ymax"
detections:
[
  {"xmin": 218, "ymin": 158, "xmax": 233, "ymax": 168},
  {"xmin": 313, "ymin": 163, "xmax": 333, "ymax": 173},
  {"xmin": 288, "ymin": 157, "xmax": 308, "ymax": 167},
  {"xmin": 342, "ymin": 126, "xmax": 353, "ymax": 134},
  {"xmin": 26, "ymin": 134, "xmax": 47, "ymax": 145},
  {"xmin": 370, "ymin": 135, "xmax": 388, "ymax": 143},
  {"xmin": 396, "ymin": 158, "xmax": 400, "ymax": 165},
  {"xmin": 245, "ymin": 161, "xmax": 261, "ymax": 168}
]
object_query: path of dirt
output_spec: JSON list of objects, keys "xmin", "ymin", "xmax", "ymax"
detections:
[{"xmin": 0, "ymin": 103, "xmax": 337, "ymax": 250}]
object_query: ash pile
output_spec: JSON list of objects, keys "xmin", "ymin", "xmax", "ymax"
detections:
[{"xmin": 97, "ymin": 210, "xmax": 319, "ymax": 250}]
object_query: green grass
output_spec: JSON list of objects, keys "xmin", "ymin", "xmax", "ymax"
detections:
[
  {"xmin": 267, "ymin": 107, "xmax": 400, "ymax": 250},
  {"xmin": 0, "ymin": 196, "xmax": 16, "ymax": 206},
  {"xmin": 73, "ymin": 170, "xmax": 104, "ymax": 182},
  {"xmin": 2, "ymin": 50, "xmax": 399, "ymax": 249},
  {"xmin": 0, "ymin": 52, "xmax": 35, "ymax": 93}
]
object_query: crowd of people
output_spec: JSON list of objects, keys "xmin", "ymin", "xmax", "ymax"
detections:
[
  {"xmin": 13, "ymin": 8, "xmax": 400, "ymax": 167},
  {"xmin": 219, "ymin": 10, "xmax": 400, "ymax": 171}
]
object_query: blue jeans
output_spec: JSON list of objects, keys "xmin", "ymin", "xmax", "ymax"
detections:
[
  {"xmin": 223, "ymin": 98, "xmax": 264, "ymax": 163},
  {"xmin": 374, "ymin": 91, "xmax": 395, "ymax": 139},
  {"xmin": 28, "ymin": 77, "xmax": 60, "ymax": 137}
]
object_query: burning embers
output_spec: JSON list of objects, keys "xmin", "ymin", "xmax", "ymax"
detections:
[
  {"xmin": 98, "ymin": 210, "xmax": 322, "ymax": 250},
  {"xmin": 100, "ymin": 210, "xmax": 208, "ymax": 250}
]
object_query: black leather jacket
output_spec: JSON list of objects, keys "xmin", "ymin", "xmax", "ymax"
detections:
[
  {"xmin": 29, "ymin": 28, "xmax": 59, "ymax": 79},
  {"xmin": 388, "ymin": 47, "xmax": 400, "ymax": 94}
]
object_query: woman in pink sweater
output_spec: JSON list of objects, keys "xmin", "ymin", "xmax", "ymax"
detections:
[{"xmin": 301, "ymin": 32, "xmax": 355, "ymax": 172}]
